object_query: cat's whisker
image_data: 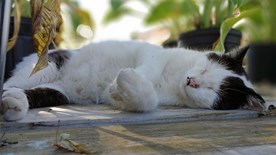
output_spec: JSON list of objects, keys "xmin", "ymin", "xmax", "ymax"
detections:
[{"xmin": 222, "ymin": 88, "xmax": 251, "ymax": 96}]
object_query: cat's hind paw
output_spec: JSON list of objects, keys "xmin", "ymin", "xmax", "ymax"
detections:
[
  {"xmin": 1, "ymin": 88, "xmax": 29, "ymax": 121},
  {"xmin": 109, "ymin": 69, "xmax": 158, "ymax": 112}
]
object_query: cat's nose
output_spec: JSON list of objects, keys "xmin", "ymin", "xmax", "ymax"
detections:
[{"xmin": 186, "ymin": 77, "xmax": 199, "ymax": 88}]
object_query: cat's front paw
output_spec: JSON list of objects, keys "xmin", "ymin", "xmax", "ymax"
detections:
[{"xmin": 1, "ymin": 88, "xmax": 29, "ymax": 121}]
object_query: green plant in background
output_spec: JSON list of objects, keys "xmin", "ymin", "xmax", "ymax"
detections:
[
  {"xmin": 143, "ymin": 0, "xmax": 198, "ymax": 38},
  {"xmin": 17, "ymin": 0, "xmax": 31, "ymax": 17},
  {"xmin": 145, "ymin": 0, "xmax": 242, "ymax": 38},
  {"xmin": 104, "ymin": 0, "xmax": 194, "ymax": 39},
  {"xmin": 215, "ymin": 0, "xmax": 276, "ymax": 51},
  {"xmin": 61, "ymin": 0, "xmax": 95, "ymax": 48},
  {"xmin": 103, "ymin": 0, "xmax": 153, "ymax": 24},
  {"xmin": 104, "ymin": 0, "xmax": 241, "ymax": 40},
  {"xmin": 239, "ymin": 0, "xmax": 276, "ymax": 43}
]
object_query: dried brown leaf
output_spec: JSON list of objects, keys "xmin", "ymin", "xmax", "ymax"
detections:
[
  {"xmin": 53, "ymin": 133, "xmax": 95, "ymax": 154},
  {"xmin": 31, "ymin": 0, "xmax": 62, "ymax": 75}
]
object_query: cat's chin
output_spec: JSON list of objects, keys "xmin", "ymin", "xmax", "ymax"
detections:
[
  {"xmin": 178, "ymin": 86, "xmax": 201, "ymax": 108},
  {"xmin": 179, "ymin": 84, "xmax": 192, "ymax": 100},
  {"xmin": 182, "ymin": 86, "xmax": 197, "ymax": 101},
  {"xmin": 180, "ymin": 85, "xmax": 218, "ymax": 109},
  {"xmin": 179, "ymin": 84, "xmax": 186, "ymax": 96}
]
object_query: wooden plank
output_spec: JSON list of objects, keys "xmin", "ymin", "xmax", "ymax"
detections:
[
  {"xmin": 1, "ymin": 117, "xmax": 276, "ymax": 154},
  {"xmin": 0, "ymin": 104, "xmax": 265, "ymax": 131},
  {"xmin": 1, "ymin": 101, "xmax": 276, "ymax": 154}
]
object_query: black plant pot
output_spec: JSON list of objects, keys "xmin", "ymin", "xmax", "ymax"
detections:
[
  {"xmin": 5, "ymin": 17, "xmax": 55, "ymax": 81},
  {"xmin": 178, "ymin": 28, "xmax": 242, "ymax": 52},
  {"xmin": 5, "ymin": 17, "xmax": 35, "ymax": 80},
  {"xmin": 247, "ymin": 43, "xmax": 276, "ymax": 84},
  {"xmin": 162, "ymin": 39, "xmax": 178, "ymax": 48}
]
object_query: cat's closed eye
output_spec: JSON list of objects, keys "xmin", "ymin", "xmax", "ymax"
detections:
[{"xmin": 200, "ymin": 69, "xmax": 207, "ymax": 75}]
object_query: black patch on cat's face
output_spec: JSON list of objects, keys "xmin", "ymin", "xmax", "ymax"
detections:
[
  {"xmin": 212, "ymin": 76, "xmax": 265, "ymax": 110},
  {"xmin": 207, "ymin": 53, "xmax": 247, "ymax": 76},
  {"xmin": 48, "ymin": 50, "xmax": 71, "ymax": 69},
  {"xmin": 25, "ymin": 88, "xmax": 70, "ymax": 109}
]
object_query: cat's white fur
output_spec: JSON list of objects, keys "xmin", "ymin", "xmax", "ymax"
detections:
[{"xmin": 1, "ymin": 41, "xmax": 257, "ymax": 121}]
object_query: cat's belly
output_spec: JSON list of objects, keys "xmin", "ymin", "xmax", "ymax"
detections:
[{"xmin": 60, "ymin": 65, "xmax": 118, "ymax": 104}]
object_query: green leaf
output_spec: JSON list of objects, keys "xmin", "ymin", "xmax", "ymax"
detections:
[
  {"xmin": 103, "ymin": 7, "xmax": 134, "ymax": 24},
  {"xmin": 145, "ymin": 0, "xmax": 200, "ymax": 27},
  {"xmin": 215, "ymin": 7, "xmax": 262, "ymax": 52},
  {"xmin": 230, "ymin": 0, "xmax": 244, "ymax": 8},
  {"xmin": 145, "ymin": 0, "xmax": 182, "ymax": 24},
  {"xmin": 238, "ymin": 0, "xmax": 261, "ymax": 12},
  {"xmin": 72, "ymin": 9, "xmax": 94, "ymax": 28},
  {"xmin": 180, "ymin": 0, "xmax": 199, "ymax": 15},
  {"xmin": 103, "ymin": 0, "xmax": 133, "ymax": 24},
  {"xmin": 200, "ymin": 0, "xmax": 215, "ymax": 28},
  {"xmin": 111, "ymin": 0, "xmax": 127, "ymax": 10},
  {"xmin": 215, "ymin": 0, "xmax": 228, "ymax": 27}
]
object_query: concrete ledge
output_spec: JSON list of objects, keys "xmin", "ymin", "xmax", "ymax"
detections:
[{"xmin": 2, "ymin": 103, "xmax": 274, "ymax": 131}]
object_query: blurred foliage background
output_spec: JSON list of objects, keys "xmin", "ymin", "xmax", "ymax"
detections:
[
  {"xmin": 12, "ymin": 0, "xmax": 276, "ymax": 48},
  {"xmin": 103, "ymin": 0, "xmax": 241, "ymax": 41}
]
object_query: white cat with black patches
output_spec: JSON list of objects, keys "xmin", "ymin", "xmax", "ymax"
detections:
[{"xmin": 1, "ymin": 41, "xmax": 266, "ymax": 121}]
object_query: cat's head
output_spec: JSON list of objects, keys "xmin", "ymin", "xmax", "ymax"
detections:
[{"xmin": 181, "ymin": 46, "xmax": 265, "ymax": 111}]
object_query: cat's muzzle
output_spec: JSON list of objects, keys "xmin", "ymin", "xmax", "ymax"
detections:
[{"xmin": 186, "ymin": 77, "xmax": 199, "ymax": 88}]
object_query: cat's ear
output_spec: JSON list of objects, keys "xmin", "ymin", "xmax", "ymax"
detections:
[{"xmin": 225, "ymin": 46, "xmax": 249, "ymax": 65}]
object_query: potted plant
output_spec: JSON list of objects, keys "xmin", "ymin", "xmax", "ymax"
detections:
[
  {"xmin": 217, "ymin": 0, "xmax": 276, "ymax": 84},
  {"xmin": 104, "ymin": 0, "xmax": 242, "ymax": 51},
  {"xmin": 148, "ymin": 0, "xmax": 244, "ymax": 51},
  {"xmin": 244, "ymin": 1, "xmax": 276, "ymax": 84}
]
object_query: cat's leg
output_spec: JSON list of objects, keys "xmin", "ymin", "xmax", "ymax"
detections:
[
  {"xmin": 108, "ymin": 68, "xmax": 158, "ymax": 112},
  {"xmin": 4, "ymin": 50, "xmax": 71, "ymax": 90},
  {"xmin": 1, "ymin": 83, "xmax": 69, "ymax": 121},
  {"xmin": 1, "ymin": 51, "xmax": 71, "ymax": 121},
  {"xmin": 1, "ymin": 88, "xmax": 29, "ymax": 121}
]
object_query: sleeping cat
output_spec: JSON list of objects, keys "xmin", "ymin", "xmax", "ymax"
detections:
[{"xmin": 1, "ymin": 41, "xmax": 265, "ymax": 121}]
